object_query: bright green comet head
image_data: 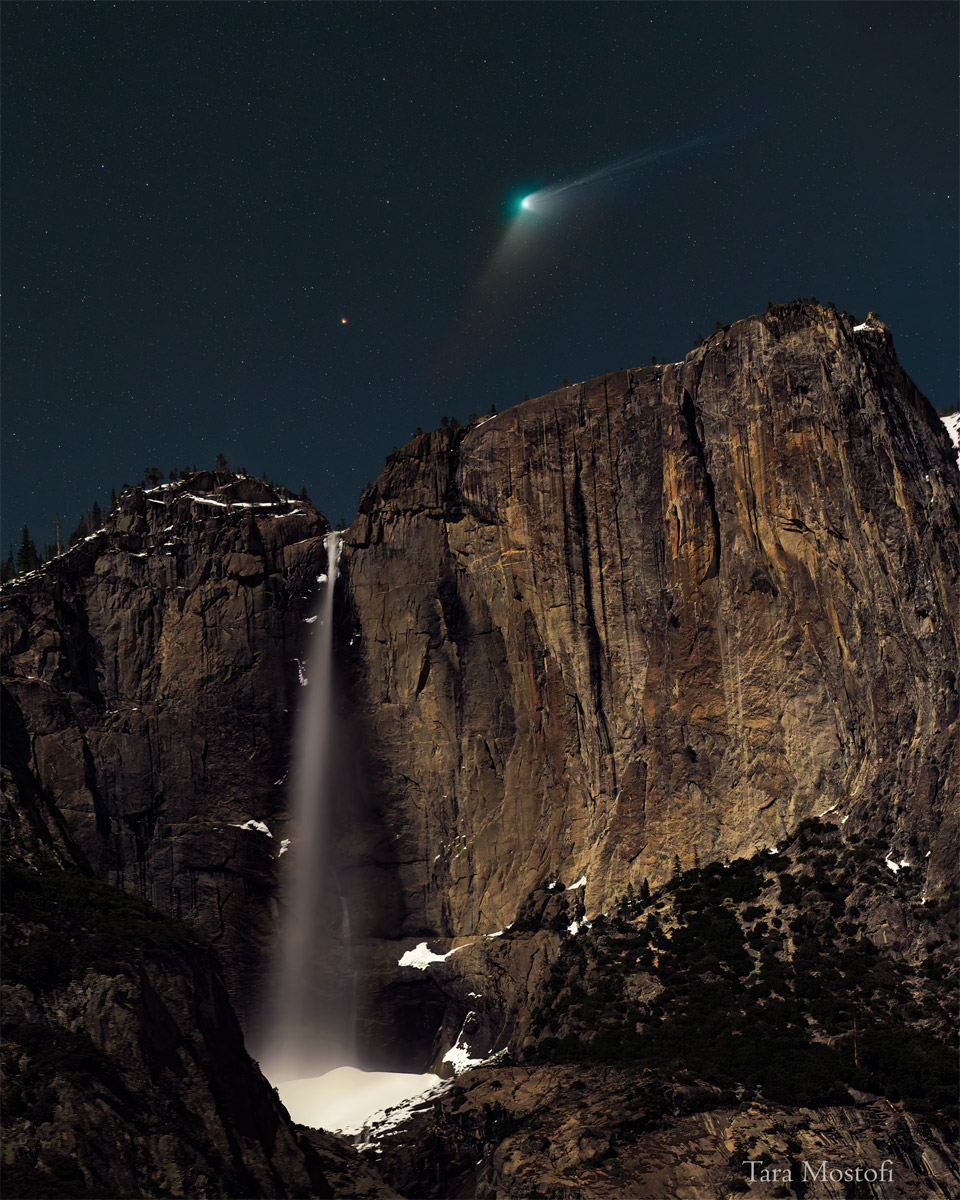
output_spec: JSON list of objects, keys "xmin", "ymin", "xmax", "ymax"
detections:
[{"xmin": 507, "ymin": 189, "xmax": 538, "ymax": 218}]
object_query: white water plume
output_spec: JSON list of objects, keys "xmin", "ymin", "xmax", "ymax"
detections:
[{"xmin": 257, "ymin": 530, "xmax": 354, "ymax": 1083}]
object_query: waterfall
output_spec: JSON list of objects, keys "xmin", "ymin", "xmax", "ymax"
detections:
[{"xmin": 257, "ymin": 530, "xmax": 353, "ymax": 1083}]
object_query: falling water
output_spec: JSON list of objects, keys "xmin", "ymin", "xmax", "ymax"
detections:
[{"xmin": 257, "ymin": 530, "xmax": 353, "ymax": 1083}]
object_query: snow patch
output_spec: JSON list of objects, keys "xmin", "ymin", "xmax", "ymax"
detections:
[
  {"xmin": 185, "ymin": 494, "xmax": 229, "ymax": 507},
  {"xmin": 278, "ymin": 838, "xmax": 291, "ymax": 856},
  {"xmin": 566, "ymin": 875, "xmax": 587, "ymax": 890},
  {"xmin": 884, "ymin": 856, "xmax": 911, "ymax": 874},
  {"xmin": 942, "ymin": 412, "xmax": 960, "ymax": 470},
  {"xmin": 398, "ymin": 941, "xmax": 473, "ymax": 970},
  {"xmin": 230, "ymin": 819, "xmax": 273, "ymax": 837},
  {"xmin": 567, "ymin": 920, "xmax": 581, "ymax": 936},
  {"xmin": 442, "ymin": 1012, "xmax": 487, "ymax": 1073},
  {"xmin": 272, "ymin": 1066, "xmax": 443, "ymax": 1137}
]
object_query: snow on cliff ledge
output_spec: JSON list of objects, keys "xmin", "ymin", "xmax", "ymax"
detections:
[{"xmin": 943, "ymin": 412, "xmax": 960, "ymax": 471}]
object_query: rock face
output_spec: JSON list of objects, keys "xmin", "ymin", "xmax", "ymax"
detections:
[
  {"xmin": 363, "ymin": 1065, "xmax": 959, "ymax": 1200},
  {"xmin": 1, "ymin": 858, "xmax": 333, "ymax": 1199},
  {"xmin": 336, "ymin": 302, "xmax": 959, "ymax": 1061},
  {"xmin": 1, "ymin": 472, "xmax": 328, "ymax": 1024}
]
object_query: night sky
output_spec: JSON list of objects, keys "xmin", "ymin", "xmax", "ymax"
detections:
[{"xmin": 3, "ymin": 2, "xmax": 957, "ymax": 555}]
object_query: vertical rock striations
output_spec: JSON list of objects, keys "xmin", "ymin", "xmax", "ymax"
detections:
[{"xmin": 340, "ymin": 302, "xmax": 958, "ymax": 962}]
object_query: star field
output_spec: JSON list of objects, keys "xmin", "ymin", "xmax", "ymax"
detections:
[{"xmin": 3, "ymin": 2, "xmax": 957, "ymax": 553}]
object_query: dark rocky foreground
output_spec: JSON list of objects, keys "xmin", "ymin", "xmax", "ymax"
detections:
[
  {"xmin": 357, "ymin": 822, "xmax": 958, "ymax": 1197},
  {"xmin": 2, "ymin": 301, "xmax": 958, "ymax": 1197},
  {"xmin": 363, "ymin": 1065, "xmax": 957, "ymax": 1200},
  {"xmin": 1, "ymin": 856, "xmax": 334, "ymax": 1198}
]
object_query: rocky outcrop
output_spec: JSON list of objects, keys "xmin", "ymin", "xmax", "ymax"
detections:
[
  {"xmin": 1, "ymin": 472, "xmax": 328, "ymax": 1023},
  {"xmin": 296, "ymin": 1127, "xmax": 401, "ymax": 1199},
  {"xmin": 363, "ymin": 1064, "xmax": 959, "ymax": 1199},
  {"xmin": 1, "ymin": 857, "xmax": 333, "ymax": 1199},
  {"xmin": 336, "ymin": 302, "xmax": 958, "ymax": 1065}
]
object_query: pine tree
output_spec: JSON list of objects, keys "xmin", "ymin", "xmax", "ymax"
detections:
[
  {"xmin": 16, "ymin": 526, "xmax": 41, "ymax": 573},
  {"xmin": 144, "ymin": 466, "xmax": 163, "ymax": 487},
  {"xmin": 2, "ymin": 548, "xmax": 16, "ymax": 583},
  {"xmin": 68, "ymin": 517, "xmax": 88, "ymax": 548},
  {"xmin": 215, "ymin": 452, "xmax": 228, "ymax": 471},
  {"xmin": 91, "ymin": 501, "xmax": 103, "ymax": 530},
  {"xmin": 673, "ymin": 853, "xmax": 682, "ymax": 879},
  {"xmin": 110, "ymin": 488, "xmax": 118, "ymax": 511},
  {"xmin": 640, "ymin": 878, "xmax": 651, "ymax": 905}
]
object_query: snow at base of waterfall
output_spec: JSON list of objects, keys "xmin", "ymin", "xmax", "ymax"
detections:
[{"xmin": 272, "ymin": 1065, "xmax": 443, "ymax": 1136}]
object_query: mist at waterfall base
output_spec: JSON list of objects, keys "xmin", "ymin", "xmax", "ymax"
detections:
[{"xmin": 252, "ymin": 531, "xmax": 441, "ymax": 1134}]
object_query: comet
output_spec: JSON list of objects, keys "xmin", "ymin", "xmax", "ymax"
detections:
[
  {"xmin": 517, "ymin": 136, "xmax": 709, "ymax": 215},
  {"xmin": 449, "ymin": 133, "xmax": 712, "ymax": 374}
]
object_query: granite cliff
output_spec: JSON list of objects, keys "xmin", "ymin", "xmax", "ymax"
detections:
[{"xmin": 336, "ymin": 302, "xmax": 958, "ymax": 1069}]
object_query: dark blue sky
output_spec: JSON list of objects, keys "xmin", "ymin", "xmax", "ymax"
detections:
[{"xmin": 3, "ymin": 2, "xmax": 957, "ymax": 551}]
